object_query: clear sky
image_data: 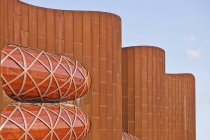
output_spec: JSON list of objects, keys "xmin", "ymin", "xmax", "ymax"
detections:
[{"xmin": 21, "ymin": 0, "xmax": 210, "ymax": 139}]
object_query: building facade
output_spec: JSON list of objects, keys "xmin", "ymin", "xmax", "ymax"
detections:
[
  {"xmin": 0, "ymin": 0, "xmax": 122, "ymax": 139},
  {"xmin": 0, "ymin": 0, "xmax": 196, "ymax": 140},
  {"xmin": 122, "ymin": 46, "xmax": 165, "ymax": 139},
  {"xmin": 163, "ymin": 74, "xmax": 196, "ymax": 140},
  {"xmin": 122, "ymin": 46, "xmax": 196, "ymax": 140}
]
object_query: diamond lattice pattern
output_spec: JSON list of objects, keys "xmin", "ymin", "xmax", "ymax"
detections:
[
  {"xmin": 0, "ymin": 103, "xmax": 91, "ymax": 140},
  {"xmin": 122, "ymin": 132, "xmax": 140, "ymax": 140},
  {"xmin": 1, "ymin": 45, "xmax": 91, "ymax": 102}
]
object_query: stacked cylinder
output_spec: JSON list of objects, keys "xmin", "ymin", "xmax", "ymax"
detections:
[
  {"xmin": 122, "ymin": 46, "xmax": 165, "ymax": 140},
  {"xmin": 163, "ymin": 74, "xmax": 196, "ymax": 140},
  {"xmin": 0, "ymin": 45, "xmax": 91, "ymax": 139},
  {"xmin": 0, "ymin": 0, "xmax": 122, "ymax": 139},
  {"xmin": 122, "ymin": 46, "xmax": 196, "ymax": 140}
]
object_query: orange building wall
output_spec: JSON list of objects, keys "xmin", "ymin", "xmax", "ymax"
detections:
[
  {"xmin": 0, "ymin": 0, "xmax": 122, "ymax": 140},
  {"xmin": 122, "ymin": 46, "xmax": 165, "ymax": 140},
  {"xmin": 163, "ymin": 74, "xmax": 196, "ymax": 140},
  {"xmin": 0, "ymin": 1, "xmax": 196, "ymax": 140}
]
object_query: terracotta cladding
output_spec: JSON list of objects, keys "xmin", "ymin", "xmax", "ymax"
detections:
[
  {"xmin": 0, "ymin": 0, "xmax": 122, "ymax": 140},
  {"xmin": 163, "ymin": 74, "xmax": 196, "ymax": 140},
  {"xmin": 122, "ymin": 47, "xmax": 196, "ymax": 140},
  {"xmin": 0, "ymin": 0, "xmax": 196, "ymax": 140},
  {"xmin": 1, "ymin": 45, "xmax": 91, "ymax": 103},
  {"xmin": 122, "ymin": 46, "xmax": 165, "ymax": 140},
  {"xmin": 0, "ymin": 103, "xmax": 91, "ymax": 140}
]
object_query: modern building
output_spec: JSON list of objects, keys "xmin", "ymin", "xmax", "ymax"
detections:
[
  {"xmin": 122, "ymin": 47, "xmax": 196, "ymax": 140},
  {"xmin": 0, "ymin": 0, "xmax": 196, "ymax": 140},
  {"xmin": 122, "ymin": 46, "xmax": 165, "ymax": 139}
]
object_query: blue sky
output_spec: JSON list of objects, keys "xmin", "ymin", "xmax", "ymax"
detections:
[{"xmin": 21, "ymin": 0, "xmax": 210, "ymax": 139}]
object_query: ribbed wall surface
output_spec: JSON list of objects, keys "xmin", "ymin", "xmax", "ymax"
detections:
[
  {"xmin": 122, "ymin": 46, "xmax": 165, "ymax": 140},
  {"xmin": 0, "ymin": 0, "xmax": 122, "ymax": 139},
  {"xmin": 163, "ymin": 74, "xmax": 196, "ymax": 140},
  {"xmin": 0, "ymin": 1, "xmax": 196, "ymax": 140}
]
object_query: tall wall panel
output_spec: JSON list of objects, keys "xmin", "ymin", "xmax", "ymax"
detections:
[
  {"xmin": 0, "ymin": 0, "xmax": 15, "ymax": 112},
  {"xmin": 163, "ymin": 74, "xmax": 196, "ymax": 140},
  {"xmin": 122, "ymin": 46, "xmax": 165, "ymax": 140},
  {"xmin": 0, "ymin": 0, "xmax": 122, "ymax": 140}
]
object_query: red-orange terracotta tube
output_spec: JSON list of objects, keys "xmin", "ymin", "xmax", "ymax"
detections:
[
  {"xmin": 0, "ymin": 45, "xmax": 91, "ymax": 102},
  {"xmin": 0, "ymin": 103, "xmax": 91, "ymax": 140}
]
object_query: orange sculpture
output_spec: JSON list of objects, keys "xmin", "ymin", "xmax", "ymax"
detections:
[
  {"xmin": 0, "ymin": 45, "xmax": 91, "ymax": 140},
  {"xmin": 1, "ymin": 45, "xmax": 91, "ymax": 102},
  {"xmin": 0, "ymin": 103, "xmax": 91, "ymax": 140}
]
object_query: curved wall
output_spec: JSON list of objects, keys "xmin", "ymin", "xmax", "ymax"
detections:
[
  {"xmin": 122, "ymin": 46, "xmax": 165, "ymax": 140},
  {"xmin": 163, "ymin": 74, "xmax": 196, "ymax": 140},
  {"xmin": 0, "ymin": 0, "xmax": 122, "ymax": 140}
]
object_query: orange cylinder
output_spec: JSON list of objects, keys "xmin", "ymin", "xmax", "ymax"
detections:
[
  {"xmin": 163, "ymin": 74, "xmax": 196, "ymax": 140},
  {"xmin": 0, "ymin": 0, "xmax": 122, "ymax": 139},
  {"xmin": 0, "ymin": 103, "xmax": 91, "ymax": 140},
  {"xmin": 122, "ymin": 46, "xmax": 165, "ymax": 140},
  {"xmin": 1, "ymin": 45, "xmax": 91, "ymax": 102}
]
